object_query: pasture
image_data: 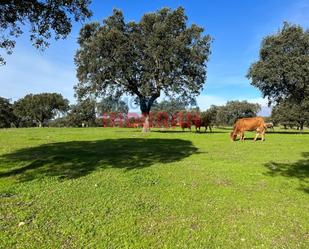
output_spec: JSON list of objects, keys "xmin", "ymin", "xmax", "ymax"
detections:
[{"xmin": 0, "ymin": 127, "xmax": 308, "ymax": 248}]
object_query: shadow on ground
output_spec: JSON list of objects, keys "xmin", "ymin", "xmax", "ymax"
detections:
[
  {"xmin": 266, "ymin": 131, "xmax": 309, "ymax": 135},
  {"xmin": 243, "ymin": 137, "xmax": 264, "ymax": 141},
  {"xmin": 264, "ymin": 152, "xmax": 309, "ymax": 194},
  {"xmin": 152, "ymin": 130, "xmax": 224, "ymax": 134},
  {"xmin": 0, "ymin": 138, "xmax": 198, "ymax": 182}
]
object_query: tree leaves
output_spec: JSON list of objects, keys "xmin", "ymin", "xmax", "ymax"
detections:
[
  {"xmin": 247, "ymin": 23, "xmax": 309, "ymax": 105},
  {"xmin": 0, "ymin": 0, "xmax": 92, "ymax": 65},
  {"xmin": 0, "ymin": 97, "xmax": 16, "ymax": 128},
  {"xmin": 13, "ymin": 93, "xmax": 69, "ymax": 126},
  {"xmin": 75, "ymin": 8, "xmax": 212, "ymax": 114}
]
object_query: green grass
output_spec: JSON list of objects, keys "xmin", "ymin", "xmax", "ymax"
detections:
[{"xmin": 0, "ymin": 127, "xmax": 308, "ymax": 248}]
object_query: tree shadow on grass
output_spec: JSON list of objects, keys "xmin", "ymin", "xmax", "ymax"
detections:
[
  {"xmin": 0, "ymin": 138, "xmax": 199, "ymax": 182},
  {"xmin": 264, "ymin": 152, "xmax": 309, "ymax": 194},
  {"xmin": 152, "ymin": 130, "xmax": 225, "ymax": 134},
  {"xmin": 267, "ymin": 131, "xmax": 309, "ymax": 135}
]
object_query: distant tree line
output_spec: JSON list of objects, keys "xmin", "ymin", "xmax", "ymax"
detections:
[
  {"xmin": 270, "ymin": 99, "xmax": 309, "ymax": 129},
  {"xmin": 0, "ymin": 93, "xmax": 130, "ymax": 128},
  {"xmin": 205, "ymin": 101, "xmax": 261, "ymax": 127},
  {"xmin": 1, "ymin": 93, "xmax": 266, "ymax": 128}
]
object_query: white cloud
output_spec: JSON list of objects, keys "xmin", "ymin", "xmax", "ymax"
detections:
[
  {"xmin": 0, "ymin": 50, "xmax": 76, "ymax": 102},
  {"xmin": 241, "ymin": 97, "xmax": 269, "ymax": 106},
  {"xmin": 196, "ymin": 94, "xmax": 272, "ymax": 116},
  {"xmin": 244, "ymin": 97, "xmax": 272, "ymax": 116},
  {"xmin": 196, "ymin": 94, "xmax": 227, "ymax": 109},
  {"xmin": 197, "ymin": 94, "xmax": 270, "ymax": 109}
]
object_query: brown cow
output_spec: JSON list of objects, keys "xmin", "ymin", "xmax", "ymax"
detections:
[
  {"xmin": 230, "ymin": 117, "xmax": 266, "ymax": 141},
  {"xmin": 179, "ymin": 121, "xmax": 191, "ymax": 131},
  {"xmin": 192, "ymin": 118, "xmax": 212, "ymax": 133},
  {"xmin": 131, "ymin": 122, "xmax": 140, "ymax": 128}
]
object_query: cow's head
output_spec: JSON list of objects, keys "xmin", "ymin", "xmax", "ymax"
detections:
[{"xmin": 230, "ymin": 132, "xmax": 237, "ymax": 141}]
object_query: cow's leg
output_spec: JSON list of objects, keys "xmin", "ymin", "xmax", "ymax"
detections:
[
  {"xmin": 254, "ymin": 132, "xmax": 259, "ymax": 141},
  {"xmin": 209, "ymin": 125, "xmax": 212, "ymax": 132},
  {"xmin": 240, "ymin": 132, "xmax": 245, "ymax": 141},
  {"xmin": 262, "ymin": 130, "xmax": 265, "ymax": 141}
]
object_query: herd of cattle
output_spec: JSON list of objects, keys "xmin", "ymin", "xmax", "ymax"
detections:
[{"xmin": 103, "ymin": 113, "xmax": 274, "ymax": 141}]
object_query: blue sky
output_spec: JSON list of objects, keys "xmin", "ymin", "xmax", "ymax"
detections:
[{"xmin": 1, "ymin": 0, "xmax": 309, "ymax": 114}]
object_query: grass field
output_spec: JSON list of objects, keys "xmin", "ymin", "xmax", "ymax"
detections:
[{"xmin": 0, "ymin": 127, "xmax": 308, "ymax": 248}]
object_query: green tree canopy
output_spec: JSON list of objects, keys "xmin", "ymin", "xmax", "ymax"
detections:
[
  {"xmin": 75, "ymin": 7, "xmax": 212, "ymax": 131},
  {"xmin": 0, "ymin": 97, "xmax": 16, "ymax": 128},
  {"xmin": 0, "ymin": 0, "xmax": 92, "ymax": 65},
  {"xmin": 13, "ymin": 93, "xmax": 69, "ymax": 127},
  {"xmin": 67, "ymin": 98, "xmax": 96, "ymax": 127},
  {"xmin": 151, "ymin": 98, "xmax": 189, "ymax": 114},
  {"xmin": 203, "ymin": 105, "xmax": 219, "ymax": 124},
  {"xmin": 97, "ymin": 96, "xmax": 128, "ymax": 115},
  {"xmin": 271, "ymin": 98, "xmax": 309, "ymax": 129},
  {"xmin": 212, "ymin": 101, "xmax": 261, "ymax": 126},
  {"xmin": 247, "ymin": 23, "xmax": 309, "ymax": 105}
]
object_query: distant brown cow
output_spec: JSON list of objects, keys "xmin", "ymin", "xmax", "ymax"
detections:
[
  {"xmin": 230, "ymin": 117, "xmax": 266, "ymax": 141},
  {"xmin": 131, "ymin": 123, "xmax": 140, "ymax": 128},
  {"xmin": 179, "ymin": 121, "xmax": 191, "ymax": 131},
  {"xmin": 192, "ymin": 118, "xmax": 212, "ymax": 133}
]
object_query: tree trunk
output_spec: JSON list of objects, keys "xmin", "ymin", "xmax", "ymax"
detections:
[
  {"xmin": 142, "ymin": 112, "xmax": 150, "ymax": 133},
  {"xmin": 300, "ymin": 122, "xmax": 304, "ymax": 130},
  {"xmin": 139, "ymin": 94, "xmax": 160, "ymax": 133}
]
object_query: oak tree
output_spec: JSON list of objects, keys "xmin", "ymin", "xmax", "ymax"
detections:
[
  {"xmin": 211, "ymin": 101, "xmax": 261, "ymax": 126},
  {"xmin": 13, "ymin": 93, "xmax": 69, "ymax": 127},
  {"xmin": 75, "ymin": 8, "xmax": 211, "ymax": 131},
  {"xmin": 247, "ymin": 23, "xmax": 309, "ymax": 105},
  {"xmin": 67, "ymin": 98, "xmax": 96, "ymax": 127}
]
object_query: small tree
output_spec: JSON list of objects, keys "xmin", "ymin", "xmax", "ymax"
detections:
[
  {"xmin": 0, "ymin": 0, "xmax": 92, "ymax": 65},
  {"xmin": 75, "ymin": 8, "xmax": 212, "ymax": 132},
  {"xmin": 13, "ymin": 93, "xmax": 69, "ymax": 127},
  {"xmin": 67, "ymin": 98, "xmax": 96, "ymax": 127},
  {"xmin": 225, "ymin": 101, "xmax": 261, "ymax": 125},
  {"xmin": 212, "ymin": 101, "xmax": 261, "ymax": 126},
  {"xmin": 204, "ymin": 105, "xmax": 219, "ymax": 126}
]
